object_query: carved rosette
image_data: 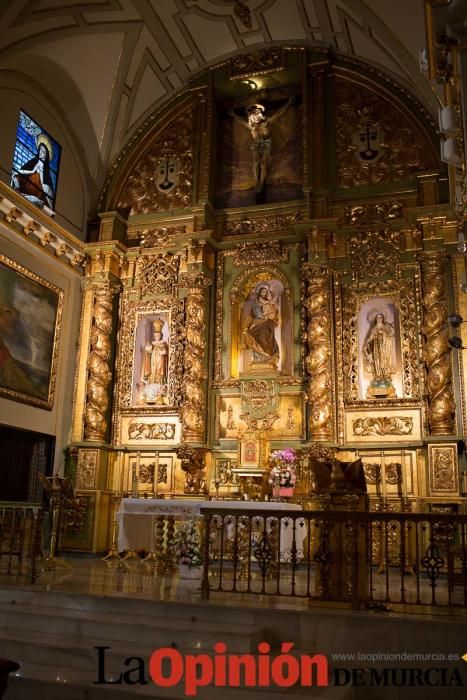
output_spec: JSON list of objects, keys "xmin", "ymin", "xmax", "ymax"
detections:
[
  {"xmin": 84, "ymin": 284, "xmax": 119, "ymax": 442},
  {"xmin": 302, "ymin": 264, "xmax": 333, "ymax": 441},
  {"xmin": 419, "ymin": 254, "xmax": 455, "ymax": 435},
  {"xmin": 179, "ymin": 273, "xmax": 212, "ymax": 442}
]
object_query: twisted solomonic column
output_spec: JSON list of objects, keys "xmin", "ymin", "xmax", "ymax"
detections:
[
  {"xmin": 419, "ymin": 253, "xmax": 455, "ymax": 435},
  {"xmin": 179, "ymin": 273, "xmax": 211, "ymax": 442},
  {"xmin": 84, "ymin": 284, "xmax": 119, "ymax": 442},
  {"xmin": 302, "ymin": 264, "xmax": 334, "ymax": 441}
]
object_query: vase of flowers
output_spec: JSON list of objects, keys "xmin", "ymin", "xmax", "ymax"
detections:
[
  {"xmin": 172, "ymin": 519, "xmax": 203, "ymax": 578},
  {"xmin": 268, "ymin": 448, "xmax": 297, "ymax": 499}
]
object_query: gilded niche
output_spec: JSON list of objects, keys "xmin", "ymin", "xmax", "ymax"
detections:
[
  {"xmin": 342, "ymin": 280, "xmax": 421, "ymax": 403},
  {"xmin": 117, "ymin": 104, "xmax": 194, "ymax": 214},
  {"xmin": 231, "ymin": 268, "xmax": 293, "ymax": 376},
  {"xmin": 335, "ymin": 78, "xmax": 437, "ymax": 188}
]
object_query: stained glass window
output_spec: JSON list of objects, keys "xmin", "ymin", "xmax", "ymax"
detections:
[{"xmin": 10, "ymin": 110, "xmax": 61, "ymax": 215}]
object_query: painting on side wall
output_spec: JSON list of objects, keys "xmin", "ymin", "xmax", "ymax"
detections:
[
  {"xmin": 0, "ymin": 255, "xmax": 63, "ymax": 410},
  {"xmin": 10, "ymin": 110, "xmax": 61, "ymax": 216}
]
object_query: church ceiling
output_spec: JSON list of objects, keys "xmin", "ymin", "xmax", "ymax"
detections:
[{"xmin": 0, "ymin": 0, "xmax": 439, "ymax": 188}]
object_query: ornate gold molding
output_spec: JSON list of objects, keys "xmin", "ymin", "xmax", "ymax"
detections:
[
  {"xmin": 345, "ymin": 202, "xmax": 403, "ymax": 226},
  {"xmin": 138, "ymin": 226, "xmax": 186, "ymax": 248},
  {"xmin": 178, "ymin": 272, "xmax": 211, "ymax": 442},
  {"xmin": 419, "ymin": 253, "xmax": 455, "ymax": 434},
  {"xmin": 76, "ymin": 449, "xmax": 99, "ymax": 490},
  {"xmin": 350, "ymin": 229, "xmax": 401, "ymax": 278},
  {"xmin": 128, "ymin": 422, "xmax": 177, "ymax": 440},
  {"xmin": 302, "ymin": 264, "xmax": 334, "ymax": 441},
  {"xmin": 428, "ymin": 443, "xmax": 459, "ymax": 495},
  {"xmin": 224, "ymin": 212, "xmax": 303, "ymax": 236},
  {"xmin": 233, "ymin": 239, "xmax": 288, "ymax": 267},
  {"xmin": 229, "ymin": 47, "xmax": 284, "ymax": 79},
  {"xmin": 352, "ymin": 416, "xmax": 413, "ymax": 437},
  {"xmin": 137, "ymin": 252, "xmax": 180, "ymax": 297},
  {"xmin": 84, "ymin": 284, "xmax": 119, "ymax": 442}
]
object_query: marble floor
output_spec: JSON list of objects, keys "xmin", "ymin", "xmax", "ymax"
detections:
[{"xmin": 0, "ymin": 554, "xmax": 464, "ymax": 613}]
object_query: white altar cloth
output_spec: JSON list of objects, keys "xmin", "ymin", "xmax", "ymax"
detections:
[{"xmin": 117, "ymin": 498, "xmax": 305, "ymax": 559}]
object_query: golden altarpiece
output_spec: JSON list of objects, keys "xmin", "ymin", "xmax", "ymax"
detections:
[{"xmin": 65, "ymin": 47, "xmax": 466, "ymax": 552}]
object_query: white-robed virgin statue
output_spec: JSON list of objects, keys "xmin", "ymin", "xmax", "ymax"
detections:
[
  {"xmin": 362, "ymin": 311, "xmax": 396, "ymax": 398},
  {"xmin": 140, "ymin": 318, "xmax": 168, "ymax": 404}
]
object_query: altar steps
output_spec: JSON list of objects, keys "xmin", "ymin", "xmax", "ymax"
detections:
[{"xmin": 0, "ymin": 588, "xmax": 353, "ymax": 700}]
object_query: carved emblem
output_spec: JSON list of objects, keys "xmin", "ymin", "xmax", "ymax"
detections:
[
  {"xmin": 350, "ymin": 230, "xmax": 400, "ymax": 278},
  {"xmin": 137, "ymin": 253, "xmax": 179, "ymax": 297},
  {"xmin": 335, "ymin": 77, "xmax": 436, "ymax": 188},
  {"xmin": 352, "ymin": 108, "xmax": 385, "ymax": 164},
  {"xmin": 233, "ymin": 239, "xmax": 288, "ymax": 267},
  {"xmin": 216, "ymin": 459, "xmax": 239, "ymax": 486},
  {"xmin": 385, "ymin": 463, "xmax": 402, "ymax": 484},
  {"xmin": 117, "ymin": 105, "xmax": 193, "ymax": 214},
  {"xmin": 155, "ymin": 149, "xmax": 180, "ymax": 195},
  {"xmin": 352, "ymin": 417, "xmax": 413, "ymax": 436},
  {"xmin": 76, "ymin": 449, "xmax": 98, "ymax": 490},
  {"xmin": 363, "ymin": 463, "xmax": 381, "ymax": 484},
  {"xmin": 239, "ymin": 412, "xmax": 279, "ymax": 432},
  {"xmin": 242, "ymin": 380, "xmax": 275, "ymax": 410},
  {"xmin": 128, "ymin": 422, "xmax": 176, "ymax": 440}
]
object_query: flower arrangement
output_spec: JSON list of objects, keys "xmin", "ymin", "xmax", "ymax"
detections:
[
  {"xmin": 172, "ymin": 519, "xmax": 202, "ymax": 568},
  {"xmin": 268, "ymin": 448, "xmax": 297, "ymax": 497}
]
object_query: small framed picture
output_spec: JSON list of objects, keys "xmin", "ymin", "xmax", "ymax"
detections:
[{"xmin": 239, "ymin": 438, "xmax": 260, "ymax": 468}]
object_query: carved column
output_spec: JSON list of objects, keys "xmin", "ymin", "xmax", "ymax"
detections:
[
  {"xmin": 83, "ymin": 284, "xmax": 119, "ymax": 442},
  {"xmin": 302, "ymin": 264, "xmax": 334, "ymax": 441},
  {"xmin": 179, "ymin": 272, "xmax": 212, "ymax": 443},
  {"xmin": 419, "ymin": 253, "xmax": 455, "ymax": 434}
]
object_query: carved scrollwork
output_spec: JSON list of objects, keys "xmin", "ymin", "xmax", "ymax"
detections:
[
  {"xmin": 84, "ymin": 285, "xmax": 119, "ymax": 441},
  {"xmin": 419, "ymin": 254, "xmax": 455, "ymax": 434},
  {"xmin": 335, "ymin": 77, "xmax": 436, "ymax": 188},
  {"xmin": 76, "ymin": 450, "xmax": 98, "ymax": 490},
  {"xmin": 239, "ymin": 412, "xmax": 280, "ymax": 432},
  {"xmin": 345, "ymin": 202, "xmax": 403, "ymax": 226},
  {"xmin": 131, "ymin": 461, "xmax": 167, "ymax": 485},
  {"xmin": 349, "ymin": 229, "xmax": 401, "ymax": 279},
  {"xmin": 233, "ymin": 240, "xmax": 288, "ymax": 267},
  {"xmin": 242, "ymin": 380, "xmax": 275, "ymax": 410},
  {"xmin": 137, "ymin": 252, "xmax": 180, "ymax": 297},
  {"xmin": 178, "ymin": 273, "xmax": 211, "ymax": 442},
  {"xmin": 216, "ymin": 459, "xmax": 239, "ymax": 486},
  {"xmin": 302, "ymin": 264, "xmax": 333, "ymax": 440},
  {"xmin": 224, "ymin": 212, "xmax": 303, "ymax": 236},
  {"xmin": 352, "ymin": 416, "xmax": 413, "ymax": 436},
  {"xmin": 138, "ymin": 225, "xmax": 186, "ymax": 248},
  {"xmin": 176, "ymin": 446, "xmax": 207, "ymax": 494},
  {"xmin": 229, "ymin": 47, "xmax": 284, "ymax": 79},
  {"xmin": 128, "ymin": 422, "xmax": 176, "ymax": 440},
  {"xmin": 117, "ymin": 105, "xmax": 194, "ymax": 214}
]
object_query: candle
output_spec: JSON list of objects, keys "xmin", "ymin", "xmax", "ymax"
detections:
[
  {"xmin": 154, "ymin": 452, "xmax": 159, "ymax": 497},
  {"xmin": 401, "ymin": 450, "xmax": 408, "ymax": 499},
  {"xmin": 381, "ymin": 453, "xmax": 387, "ymax": 501}
]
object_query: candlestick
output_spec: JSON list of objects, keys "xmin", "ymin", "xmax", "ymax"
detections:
[
  {"xmin": 401, "ymin": 450, "xmax": 408, "ymax": 499},
  {"xmin": 154, "ymin": 452, "xmax": 159, "ymax": 496},
  {"xmin": 381, "ymin": 453, "xmax": 387, "ymax": 501}
]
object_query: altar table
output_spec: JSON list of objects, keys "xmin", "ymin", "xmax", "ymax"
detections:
[{"xmin": 117, "ymin": 498, "xmax": 305, "ymax": 559}]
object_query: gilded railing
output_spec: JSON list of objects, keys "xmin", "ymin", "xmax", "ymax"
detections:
[{"xmin": 199, "ymin": 508, "xmax": 467, "ymax": 610}]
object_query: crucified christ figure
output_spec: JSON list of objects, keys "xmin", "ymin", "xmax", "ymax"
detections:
[{"xmin": 228, "ymin": 96, "xmax": 295, "ymax": 193}]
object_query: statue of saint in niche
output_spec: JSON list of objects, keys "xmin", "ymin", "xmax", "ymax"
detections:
[
  {"xmin": 362, "ymin": 311, "xmax": 396, "ymax": 398},
  {"xmin": 228, "ymin": 97, "xmax": 294, "ymax": 193},
  {"xmin": 242, "ymin": 283, "xmax": 280, "ymax": 370},
  {"xmin": 139, "ymin": 318, "xmax": 168, "ymax": 404}
]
